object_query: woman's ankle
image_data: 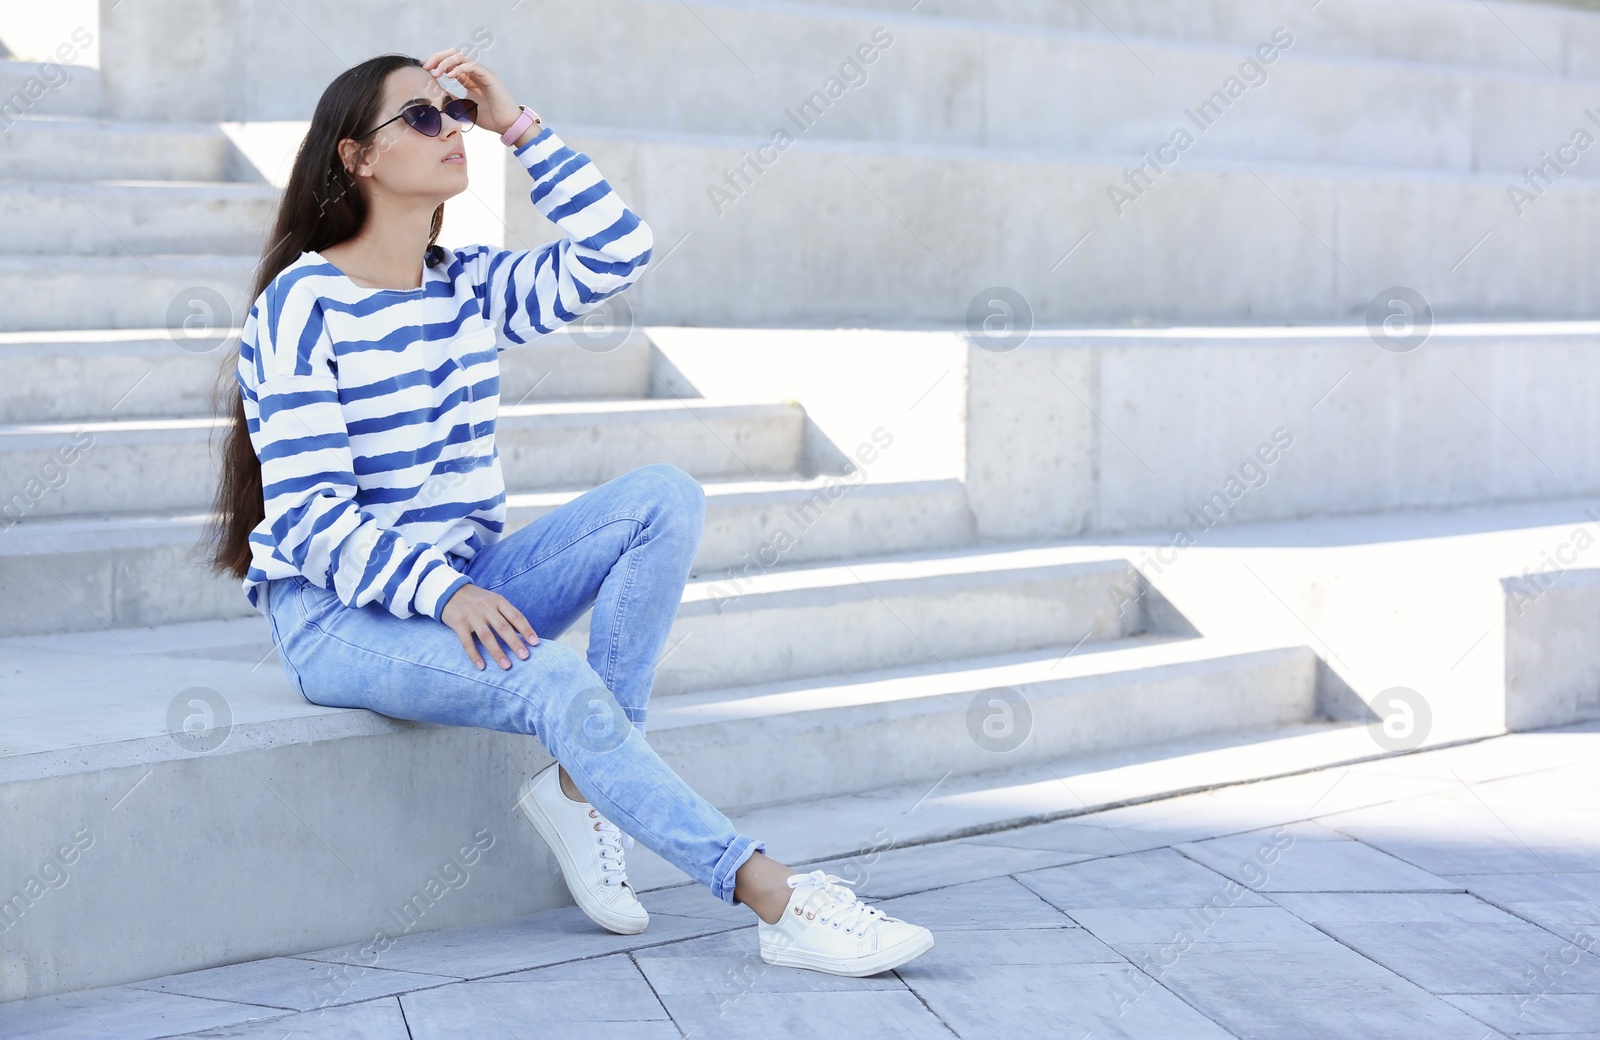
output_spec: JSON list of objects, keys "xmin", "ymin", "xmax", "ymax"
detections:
[
  {"xmin": 733, "ymin": 852, "xmax": 794, "ymax": 924},
  {"xmin": 557, "ymin": 764, "xmax": 584, "ymax": 802}
]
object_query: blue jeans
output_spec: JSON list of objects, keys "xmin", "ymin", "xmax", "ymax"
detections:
[{"xmin": 260, "ymin": 463, "xmax": 766, "ymax": 905}]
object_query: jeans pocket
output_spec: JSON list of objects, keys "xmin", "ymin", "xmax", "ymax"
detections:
[{"xmin": 291, "ymin": 574, "xmax": 342, "ymax": 629}]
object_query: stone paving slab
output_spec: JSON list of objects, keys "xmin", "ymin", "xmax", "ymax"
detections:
[
  {"xmin": 1178, "ymin": 820, "xmax": 1465, "ymax": 893},
  {"xmin": 1442, "ymin": 992, "xmax": 1600, "ymax": 1036},
  {"xmin": 0, "ymin": 987, "xmax": 278, "ymax": 1040},
  {"xmin": 134, "ymin": 999, "xmax": 408, "ymax": 1039},
  {"xmin": 2, "ymin": 720, "xmax": 1596, "ymax": 1038},
  {"xmin": 397, "ymin": 954, "xmax": 676, "ymax": 1036},
  {"xmin": 897, "ymin": 958, "xmax": 1239, "ymax": 1039},
  {"xmin": 1013, "ymin": 847, "xmax": 1278, "ymax": 910},
  {"xmin": 125, "ymin": 956, "xmax": 456, "ymax": 1011},
  {"xmin": 1107, "ymin": 940, "xmax": 1513, "ymax": 1040},
  {"xmin": 295, "ymin": 906, "xmax": 741, "ymax": 979}
]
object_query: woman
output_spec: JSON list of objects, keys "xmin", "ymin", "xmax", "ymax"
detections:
[{"xmin": 202, "ymin": 48, "xmax": 932, "ymax": 978}]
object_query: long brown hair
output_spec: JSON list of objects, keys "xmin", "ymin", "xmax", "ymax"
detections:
[{"xmin": 202, "ymin": 53, "xmax": 450, "ymax": 582}]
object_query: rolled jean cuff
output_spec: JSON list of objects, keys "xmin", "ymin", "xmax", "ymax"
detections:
[{"xmin": 710, "ymin": 835, "xmax": 767, "ymax": 905}]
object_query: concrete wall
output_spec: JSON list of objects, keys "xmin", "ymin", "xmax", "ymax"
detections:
[
  {"xmin": 1504, "ymin": 567, "xmax": 1600, "ymax": 730},
  {"xmin": 965, "ymin": 326, "xmax": 1600, "ymax": 540}
]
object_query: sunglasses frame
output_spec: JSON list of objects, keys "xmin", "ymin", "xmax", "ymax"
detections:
[{"xmin": 355, "ymin": 96, "xmax": 479, "ymax": 141}]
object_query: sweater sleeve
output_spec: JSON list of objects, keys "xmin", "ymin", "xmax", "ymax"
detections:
[
  {"xmin": 244, "ymin": 283, "xmax": 473, "ymax": 621},
  {"xmin": 461, "ymin": 123, "xmax": 654, "ymax": 346}
]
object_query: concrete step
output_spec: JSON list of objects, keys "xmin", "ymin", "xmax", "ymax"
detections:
[
  {"xmin": 0, "ymin": 477, "xmax": 975, "ymax": 635},
  {"xmin": 572, "ymin": 547, "xmax": 1191, "ymax": 697},
  {"xmin": 0, "ymin": 115, "xmax": 237, "ymax": 182},
  {"xmin": 0, "ymin": 60, "xmax": 103, "ymax": 119},
  {"xmin": 0, "ymin": 398, "xmax": 806, "ymax": 520},
  {"xmin": 0, "ymin": 325, "xmax": 655, "ymax": 423},
  {"xmin": 644, "ymin": 633, "xmax": 1317, "ymax": 810},
  {"xmin": 730, "ymin": 9, "xmax": 1600, "ymax": 176},
  {"xmin": 767, "ymin": 0, "xmax": 1600, "ymax": 76},
  {"xmin": 0, "ymin": 253, "xmax": 257, "ymax": 332},
  {"xmin": 0, "ymin": 177, "xmax": 278, "ymax": 255},
  {"xmin": 629, "ymin": 711, "xmax": 1579, "ymax": 897},
  {"xmin": 564, "ymin": 127, "xmax": 1600, "ymax": 325},
  {"xmin": 0, "ymin": 603, "xmax": 1320, "ymax": 998},
  {"xmin": 147, "ymin": 2, "xmax": 1600, "ymax": 172},
  {"xmin": 106, "ymin": 53, "xmax": 1600, "ymax": 185},
  {"xmin": 252, "ymin": 2, "xmax": 1596, "ymax": 178}
]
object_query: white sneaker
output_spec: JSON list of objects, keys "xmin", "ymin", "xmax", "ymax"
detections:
[
  {"xmin": 757, "ymin": 869, "xmax": 934, "ymax": 976},
  {"xmin": 516, "ymin": 763, "xmax": 648, "ymax": 935}
]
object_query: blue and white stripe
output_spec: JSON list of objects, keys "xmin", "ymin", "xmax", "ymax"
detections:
[{"xmin": 237, "ymin": 124, "xmax": 653, "ymax": 620}]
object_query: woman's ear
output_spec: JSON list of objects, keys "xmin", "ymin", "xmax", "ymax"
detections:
[{"xmin": 336, "ymin": 138, "xmax": 367, "ymax": 178}]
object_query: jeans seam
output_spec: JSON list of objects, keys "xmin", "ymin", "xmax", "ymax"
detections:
[
  {"xmin": 265, "ymin": 582, "xmax": 310, "ymax": 702},
  {"xmin": 713, "ymin": 835, "xmax": 767, "ymax": 904},
  {"xmin": 293, "ymin": 609, "xmax": 543, "ymax": 702},
  {"xmin": 602, "ymin": 522, "xmax": 649, "ymax": 698},
  {"xmin": 471, "ymin": 514, "xmax": 648, "ymax": 595}
]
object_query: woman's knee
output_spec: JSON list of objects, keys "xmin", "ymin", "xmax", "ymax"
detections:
[{"xmin": 635, "ymin": 462, "xmax": 706, "ymax": 520}]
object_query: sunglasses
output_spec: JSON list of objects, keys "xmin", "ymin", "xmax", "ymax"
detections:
[{"xmin": 356, "ymin": 97, "xmax": 478, "ymax": 140}]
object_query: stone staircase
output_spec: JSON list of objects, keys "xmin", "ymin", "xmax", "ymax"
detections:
[
  {"xmin": 0, "ymin": 46, "xmax": 1336, "ymax": 998},
  {"xmin": 8, "ymin": 0, "xmax": 1598, "ymax": 1001}
]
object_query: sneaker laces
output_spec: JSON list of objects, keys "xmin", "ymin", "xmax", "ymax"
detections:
[
  {"xmin": 787, "ymin": 869, "xmax": 885, "ymax": 936},
  {"xmin": 589, "ymin": 809, "xmax": 630, "ymax": 888}
]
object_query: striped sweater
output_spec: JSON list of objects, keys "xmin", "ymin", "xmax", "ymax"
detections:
[{"xmin": 237, "ymin": 123, "xmax": 653, "ymax": 620}]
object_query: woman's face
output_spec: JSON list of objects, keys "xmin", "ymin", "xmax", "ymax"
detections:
[{"xmin": 341, "ymin": 66, "xmax": 471, "ymax": 202}]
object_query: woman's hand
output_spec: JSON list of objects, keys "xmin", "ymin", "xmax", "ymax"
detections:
[
  {"xmin": 440, "ymin": 582, "xmax": 538, "ymax": 670},
  {"xmin": 421, "ymin": 48, "xmax": 526, "ymax": 138}
]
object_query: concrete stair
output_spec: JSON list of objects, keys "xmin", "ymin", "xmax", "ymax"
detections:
[
  {"xmin": 0, "ymin": 551, "xmax": 1327, "ymax": 997},
  {"xmin": 17, "ymin": 0, "xmax": 1600, "ymax": 329},
  {"xmin": 776, "ymin": 0, "xmax": 1600, "ymax": 76},
  {"xmin": 0, "ymin": 398, "xmax": 809, "ymax": 518},
  {"xmin": 0, "ymin": 178, "xmax": 279, "ymax": 255},
  {"xmin": 0, "ymin": 253, "xmax": 260, "ymax": 332},
  {"xmin": 0, "ymin": 60, "xmax": 103, "ymax": 118},
  {"xmin": 0, "ymin": 115, "xmax": 236, "ymax": 182},
  {"xmin": 644, "ymin": 633, "xmax": 1317, "ymax": 809}
]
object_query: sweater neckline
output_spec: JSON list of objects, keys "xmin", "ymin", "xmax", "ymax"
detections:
[{"xmin": 306, "ymin": 249, "xmax": 429, "ymax": 294}]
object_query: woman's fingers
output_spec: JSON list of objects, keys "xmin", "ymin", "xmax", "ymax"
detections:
[
  {"xmin": 421, "ymin": 48, "xmax": 462, "ymax": 70},
  {"xmin": 472, "ymin": 614, "xmax": 513, "ymax": 669},
  {"xmin": 483, "ymin": 608, "xmax": 530, "ymax": 661},
  {"xmin": 495, "ymin": 596, "xmax": 538, "ymax": 646},
  {"xmin": 454, "ymin": 624, "xmax": 486, "ymax": 670},
  {"xmin": 445, "ymin": 588, "xmax": 535, "ymax": 670},
  {"xmin": 432, "ymin": 52, "xmax": 485, "ymax": 86}
]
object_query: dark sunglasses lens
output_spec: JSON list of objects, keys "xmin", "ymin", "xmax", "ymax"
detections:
[
  {"xmin": 402, "ymin": 103, "xmax": 442, "ymax": 137},
  {"xmin": 445, "ymin": 99, "xmax": 478, "ymax": 129}
]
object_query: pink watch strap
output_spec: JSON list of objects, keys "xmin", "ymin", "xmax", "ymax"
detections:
[{"xmin": 501, "ymin": 106, "xmax": 540, "ymax": 145}]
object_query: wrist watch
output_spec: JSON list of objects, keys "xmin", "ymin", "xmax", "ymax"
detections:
[{"xmin": 501, "ymin": 105, "xmax": 541, "ymax": 145}]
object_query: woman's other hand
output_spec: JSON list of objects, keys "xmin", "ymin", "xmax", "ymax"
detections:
[{"xmin": 440, "ymin": 582, "xmax": 538, "ymax": 669}]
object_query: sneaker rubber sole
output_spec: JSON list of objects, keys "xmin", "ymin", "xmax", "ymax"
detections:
[{"xmin": 758, "ymin": 927, "xmax": 935, "ymax": 977}]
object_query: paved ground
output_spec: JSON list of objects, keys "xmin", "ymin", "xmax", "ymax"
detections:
[{"xmin": 2, "ymin": 719, "xmax": 1597, "ymax": 1039}]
